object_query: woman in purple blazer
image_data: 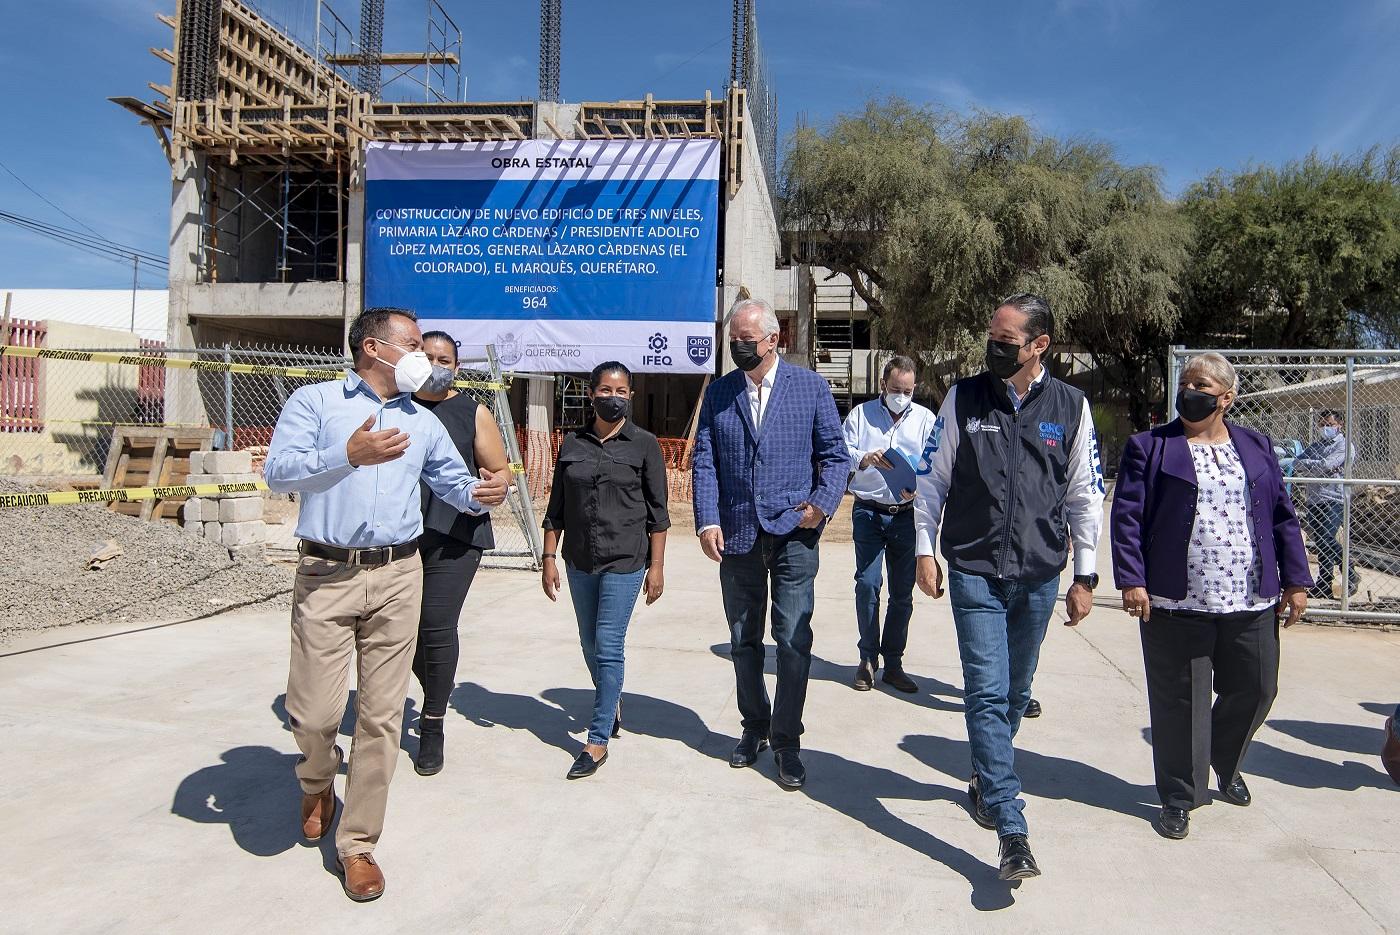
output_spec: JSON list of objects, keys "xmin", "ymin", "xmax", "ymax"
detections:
[{"xmin": 1111, "ymin": 353, "xmax": 1310, "ymax": 841}]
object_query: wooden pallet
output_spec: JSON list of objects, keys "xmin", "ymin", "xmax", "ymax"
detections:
[{"xmin": 101, "ymin": 427, "xmax": 216, "ymax": 521}]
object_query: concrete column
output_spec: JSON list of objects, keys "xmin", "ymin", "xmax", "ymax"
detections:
[
  {"xmin": 344, "ymin": 160, "xmax": 366, "ymax": 355},
  {"xmin": 167, "ymin": 153, "xmax": 206, "ymax": 424}
]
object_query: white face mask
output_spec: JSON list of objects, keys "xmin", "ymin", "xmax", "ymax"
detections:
[
  {"xmin": 1320, "ymin": 425, "xmax": 1340, "ymax": 440},
  {"xmin": 884, "ymin": 391, "xmax": 912, "ymax": 413},
  {"xmin": 375, "ymin": 341, "xmax": 433, "ymax": 394}
]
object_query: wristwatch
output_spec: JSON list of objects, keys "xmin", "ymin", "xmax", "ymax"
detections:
[{"xmin": 1073, "ymin": 573, "xmax": 1099, "ymax": 590}]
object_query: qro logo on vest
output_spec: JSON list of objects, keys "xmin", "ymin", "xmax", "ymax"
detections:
[{"xmin": 966, "ymin": 417, "xmax": 1000, "ymax": 434}]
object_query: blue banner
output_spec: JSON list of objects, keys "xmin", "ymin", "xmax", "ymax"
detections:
[{"xmin": 364, "ymin": 140, "xmax": 720, "ymax": 373}]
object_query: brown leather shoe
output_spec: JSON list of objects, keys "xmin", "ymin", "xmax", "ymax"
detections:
[
  {"xmin": 300, "ymin": 782, "xmax": 337, "ymax": 841},
  {"xmin": 336, "ymin": 853, "xmax": 386, "ymax": 902},
  {"xmin": 1383, "ymin": 716, "xmax": 1400, "ymax": 785}
]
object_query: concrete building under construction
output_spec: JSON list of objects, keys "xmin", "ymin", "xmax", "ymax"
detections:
[{"xmin": 116, "ymin": 0, "xmax": 792, "ymax": 437}]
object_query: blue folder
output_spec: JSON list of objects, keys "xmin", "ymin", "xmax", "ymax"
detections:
[{"xmin": 874, "ymin": 446, "xmax": 919, "ymax": 500}]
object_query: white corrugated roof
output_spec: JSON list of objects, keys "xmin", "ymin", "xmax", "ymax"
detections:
[{"xmin": 1, "ymin": 289, "xmax": 168, "ymax": 342}]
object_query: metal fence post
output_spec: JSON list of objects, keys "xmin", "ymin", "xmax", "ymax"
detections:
[
  {"xmin": 222, "ymin": 342, "xmax": 234, "ymax": 450},
  {"xmin": 488, "ymin": 345, "xmax": 543, "ymax": 568},
  {"xmin": 1166, "ymin": 345, "xmax": 1183, "ymax": 420},
  {"xmin": 1341, "ymin": 354, "xmax": 1355, "ymax": 614}
]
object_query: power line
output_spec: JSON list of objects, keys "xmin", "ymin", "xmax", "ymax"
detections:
[
  {"xmin": 0, "ymin": 210, "xmax": 168, "ymax": 269},
  {"xmin": 0, "ymin": 157, "xmax": 105, "ymax": 239}
]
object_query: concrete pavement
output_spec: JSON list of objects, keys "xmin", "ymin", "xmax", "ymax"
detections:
[{"xmin": 2, "ymin": 526, "xmax": 1398, "ymax": 933}]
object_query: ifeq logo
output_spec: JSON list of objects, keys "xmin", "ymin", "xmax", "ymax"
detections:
[
  {"xmin": 643, "ymin": 332, "xmax": 672, "ymax": 367},
  {"xmin": 687, "ymin": 335, "xmax": 712, "ymax": 366}
]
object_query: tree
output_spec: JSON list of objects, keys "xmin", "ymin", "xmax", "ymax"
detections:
[
  {"xmin": 783, "ymin": 98, "xmax": 1192, "ymax": 427},
  {"xmin": 1180, "ymin": 149, "xmax": 1400, "ymax": 349}
]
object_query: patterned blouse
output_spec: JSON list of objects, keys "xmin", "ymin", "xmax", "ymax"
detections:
[{"xmin": 1152, "ymin": 441, "xmax": 1275, "ymax": 614}]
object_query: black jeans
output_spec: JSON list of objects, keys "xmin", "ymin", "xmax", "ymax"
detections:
[
  {"xmin": 719, "ymin": 528, "xmax": 820, "ymax": 751},
  {"xmin": 1140, "ymin": 605, "xmax": 1279, "ymax": 809},
  {"xmin": 412, "ymin": 530, "xmax": 483, "ymax": 718}
]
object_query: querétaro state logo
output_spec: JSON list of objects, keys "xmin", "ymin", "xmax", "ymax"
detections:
[
  {"xmin": 687, "ymin": 335, "xmax": 712, "ymax": 366},
  {"xmin": 495, "ymin": 332, "xmax": 523, "ymax": 367}
]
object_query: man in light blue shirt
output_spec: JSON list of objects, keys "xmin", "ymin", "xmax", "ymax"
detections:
[
  {"xmin": 842, "ymin": 355, "xmax": 936, "ymax": 693},
  {"xmin": 266, "ymin": 307, "xmax": 506, "ymax": 902}
]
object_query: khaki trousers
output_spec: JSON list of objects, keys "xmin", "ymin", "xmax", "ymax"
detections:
[{"xmin": 285, "ymin": 552, "xmax": 423, "ymax": 857}]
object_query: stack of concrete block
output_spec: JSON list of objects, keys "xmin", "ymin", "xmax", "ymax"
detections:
[{"xmin": 181, "ymin": 449, "xmax": 267, "ymax": 557}]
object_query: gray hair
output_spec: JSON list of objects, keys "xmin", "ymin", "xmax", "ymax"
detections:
[
  {"xmin": 725, "ymin": 297, "xmax": 781, "ymax": 337},
  {"xmin": 1182, "ymin": 352, "xmax": 1239, "ymax": 394}
]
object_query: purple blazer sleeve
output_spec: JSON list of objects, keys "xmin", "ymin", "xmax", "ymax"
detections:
[
  {"xmin": 1269, "ymin": 445, "xmax": 1313, "ymax": 591},
  {"xmin": 1110, "ymin": 432, "xmax": 1150, "ymax": 590}
]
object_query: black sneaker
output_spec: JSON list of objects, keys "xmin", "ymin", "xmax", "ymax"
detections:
[
  {"xmin": 967, "ymin": 774, "xmax": 996, "ymax": 830},
  {"xmin": 997, "ymin": 834, "xmax": 1041, "ymax": 880}
]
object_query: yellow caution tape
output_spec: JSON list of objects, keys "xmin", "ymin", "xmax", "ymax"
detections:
[
  {"xmin": 0, "ymin": 345, "xmax": 506, "ymax": 391},
  {"xmin": 0, "ymin": 480, "xmax": 269, "ymax": 509}
]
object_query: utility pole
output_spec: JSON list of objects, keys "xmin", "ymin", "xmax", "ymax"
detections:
[
  {"xmin": 540, "ymin": 0, "xmax": 561, "ymax": 103},
  {"xmin": 130, "ymin": 254, "xmax": 140, "ymax": 333}
]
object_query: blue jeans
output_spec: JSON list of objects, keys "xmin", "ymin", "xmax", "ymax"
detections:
[
  {"xmin": 947, "ymin": 568, "xmax": 1061, "ymax": 837},
  {"xmin": 566, "ymin": 566, "xmax": 646, "ymax": 745},
  {"xmin": 1305, "ymin": 499, "xmax": 1354, "ymax": 587},
  {"xmin": 852, "ymin": 502, "xmax": 916, "ymax": 665},
  {"xmin": 720, "ymin": 529, "xmax": 820, "ymax": 751}
]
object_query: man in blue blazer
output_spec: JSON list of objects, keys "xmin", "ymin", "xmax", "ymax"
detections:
[{"xmin": 692, "ymin": 297, "xmax": 851, "ymax": 789}]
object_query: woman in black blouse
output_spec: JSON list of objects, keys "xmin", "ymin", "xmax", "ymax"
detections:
[
  {"xmin": 542, "ymin": 361, "xmax": 670, "ymax": 780},
  {"xmin": 410, "ymin": 331, "xmax": 509, "ymax": 776}
]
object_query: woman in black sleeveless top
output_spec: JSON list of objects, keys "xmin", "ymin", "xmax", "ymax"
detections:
[{"xmin": 410, "ymin": 331, "xmax": 509, "ymax": 775}]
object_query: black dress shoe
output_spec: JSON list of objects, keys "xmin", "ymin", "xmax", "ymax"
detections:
[
  {"xmin": 853, "ymin": 661, "xmax": 875, "ymax": 691},
  {"xmin": 414, "ymin": 718, "xmax": 444, "ymax": 776},
  {"xmin": 566, "ymin": 749, "xmax": 607, "ymax": 780},
  {"xmin": 730, "ymin": 731, "xmax": 769, "ymax": 768},
  {"xmin": 1024, "ymin": 698, "xmax": 1042, "ymax": 719},
  {"xmin": 880, "ymin": 663, "xmax": 918, "ymax": 694},
  {"xmin": 967, "ymin": 774, "xmax": 997, "ymax": 830},
  {"xmin": 1218, "ymin": 773, "xmax": 1252, "ymax": 806},
  {"xmin": 775, "ymin": 749, "xmax": 806, "ymax": 789},
  {"xmin": 1156, "ymin": 805, "xmax": 1190, "ymax": 839},
  {"xmin": 997, "ymin": 834, "xmax": 1040, "ymax": 880}
]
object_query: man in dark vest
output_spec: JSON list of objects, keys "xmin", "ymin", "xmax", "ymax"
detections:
[{"xmin": 912, "ymin": 293, "xmax": 1105, "ymax": 881}]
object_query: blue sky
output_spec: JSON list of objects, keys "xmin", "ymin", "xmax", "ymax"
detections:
[{"xmin": 2, "ymin": 0, "xmax": 1399, "ymax": 289}]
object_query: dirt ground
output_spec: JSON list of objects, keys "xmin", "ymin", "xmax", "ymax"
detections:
[{"xmin": 0, "ymin": 481, "xmax": 292, "ymax": 643}]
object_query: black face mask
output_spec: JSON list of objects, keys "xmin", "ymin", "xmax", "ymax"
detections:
[
  {"xmin": 1176, "ymin": 388, "xmax": 1220, "ymax": 424},
  {"xmin": 729, "ymin": 339, "xmax": 768, "ymax": 372},
  {"xmin": 592, "ymin": 395, "xmax": 630, "ymax": 424},
  {"xmin": 985, "ymin": 339, "xmax": 1029, "ymax": 381}
]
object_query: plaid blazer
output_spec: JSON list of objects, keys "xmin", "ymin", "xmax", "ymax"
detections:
[{"xmin": 692, "ymin": 360, "xmax": 850, "ymax": 555}]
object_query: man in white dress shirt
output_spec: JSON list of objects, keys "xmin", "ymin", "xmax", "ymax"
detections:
[{"xmin": 842, "ymin": 355, "xmax": 937, "ymax": 693}]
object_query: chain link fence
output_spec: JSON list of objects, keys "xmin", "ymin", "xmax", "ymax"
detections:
[
  {"xmin": 1169, "ymin": 347, "xmax": 1400, "ymax": 623},
  {"xmin": 0, "ymin": 334, "xmax": 542, "ymax": 570}
]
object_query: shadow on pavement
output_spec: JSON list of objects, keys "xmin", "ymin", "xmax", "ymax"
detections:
[
  {"xmin": 787, "ymin": 747, "xmax": 1018, "ymax": 911},
  {"xmin": 450, "ymin": 681, "xmax": 584, "ymax": 756},
  {"xmin": 904, "ymin": 733, "xmax": 1159, "ymax": 825},
  {"xmin": 272, "ymin": 691, "xmax": 419, "ymax": 756},
  {"xmin": 1267, "ymin": 718, "xmax": 1388, "ymax": 757},
  {"xmin": 1139, "ymin": 724, "xmax": 1398, "ymax": 793},
  {"xmin": 708, "ymin": 643, "xmax": 964, "ymax": 713},
  {"xmin": 171, "ymin": 745, "xmax": 317, "ymax": 858}
]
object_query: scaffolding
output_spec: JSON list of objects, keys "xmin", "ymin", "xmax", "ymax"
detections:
[{"xmin": 114, "ymin": 0, "xmax": 745, "ymax": 293}]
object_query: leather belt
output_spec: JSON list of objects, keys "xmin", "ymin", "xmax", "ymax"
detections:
[
  {"xmin": 855, "ymin": 497, "xmax": 913, "ymax": 516},
  {"xmin": 299, "ymin": 539, "xmax": 419, "ymax": 567}
]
